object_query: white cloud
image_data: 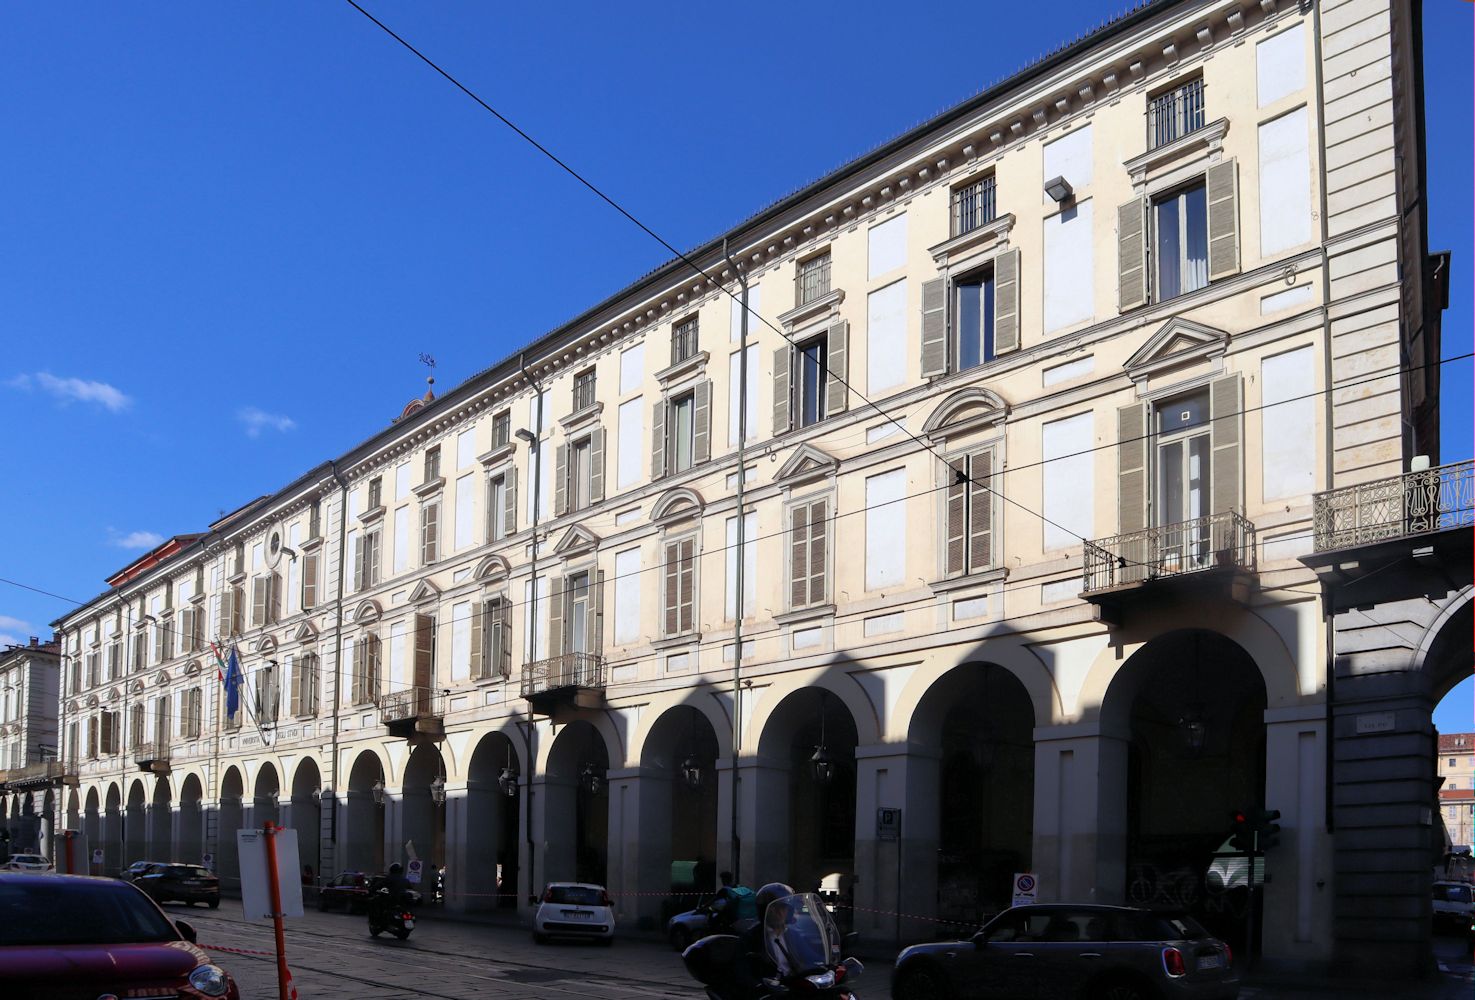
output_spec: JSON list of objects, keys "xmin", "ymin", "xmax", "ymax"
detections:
[
  {"xmin": 7, "ymin": 372, "xmax": 132, "ymax": 412},
  {"xmin": 109, "ymin": 530, "xmax": 165, "ymax": 550},
  {"xmin": 238, "ymin": 407, "xmax": 296, "ymax": 437},
  {"xmin": 0, "ymin": 615, "xmax": 32, "ymax": 633},
  {"xmin": 0, "ymin": 633, "xmax": 23, "ymax": 650}
]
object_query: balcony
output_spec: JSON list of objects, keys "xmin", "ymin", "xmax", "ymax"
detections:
[
  {"xmin": 133, "ymin": 742, "xmax": 171, "ymax": 774},
  {"xmin": 379, "ymin": 686, "xmax": 446, "ymax": 741},
  {"xmin": 1, "ymin": 759, "xmax": 77, "ymax": 790},
  {"xmin": 1083, "ymin": 511, "xmax": 1257, "ymax": 623},
  {"xmin": 521, "ymin": 652, "xmax": 607, "ymax": 712}
]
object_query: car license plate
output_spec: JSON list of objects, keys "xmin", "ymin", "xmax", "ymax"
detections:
[
  {"xmin": 403, "ymin": 919, "xmax": 414, "ymax": 929},
  {"xmin": 562, "ymin": 909, "xmax": 591, "ymax": 920},
  {"xmin": 184, "ymin": 880, "xmax": 202, "ymax": 886},
  {"xmin": 1198, "ymin": 953, "xmax": 1223, "ymax": 970}
]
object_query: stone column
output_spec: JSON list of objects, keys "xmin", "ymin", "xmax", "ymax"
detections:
[
  {"xmin": 852, "ymin": 744, "xmax": 938, "ymax": 947},
  {"xmin": 605, "ymin": 766, "xmax": 671, "ymax": 929},
  {"xmin": 733, "ymin": 756, "xmax": 791, "ymax": 887},
  {"xmin": 382, "ymin": 789, "xmax": 405, "ymax": 869},
  {"xmin": 441, "ymin": 782, "xmax": 474, "ymax": 911},
  {"xmin": 1031, "ymin": 721, "xmax": 1131, "ymax": 905},
  {"xmin": 1261, "ymin": 703, "xmax": 1332, "ymax": 963}
]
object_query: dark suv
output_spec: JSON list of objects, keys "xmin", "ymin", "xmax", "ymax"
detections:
[
  {"xmin": 892, "ymin": 904, "xmax": 1238, "ymax": 1000},
  {"xmin": 136, "ymin": 864, "xmax": 221, "ymax": 908}
]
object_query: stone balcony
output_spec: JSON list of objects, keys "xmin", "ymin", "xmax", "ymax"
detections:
[
  {"xmin": 132, "ymin": 741, "xmax": 171, "ymax": 774},
  {"xmin": 521, "ymin": 651, "xmax": 607, "ymax": 713},
  {"xmin": 379, "ymin": 686, "xmax": 446, "ymax": 742},
  {"xmin": 0, "ymin": 759, "xmax": 77, "ymax": 790}
]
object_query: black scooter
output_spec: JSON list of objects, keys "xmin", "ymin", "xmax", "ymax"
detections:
[
  {"xmin": 367, "ymin": 887, "xmax": 422, "ymax": 940},
  {"xmin": 682, "ymin": 892, "xmax": 863, "ymax": 999}
]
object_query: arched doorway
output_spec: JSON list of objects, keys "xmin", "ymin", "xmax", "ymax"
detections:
[
  {"xmin": 1103, "ymin": 629, "xmax": 1267, "ymax": 951},
  {"xmin": 103, "ymin": 783, "xmax": 122, "ymax": 875},
  {"xmin": 544, "ymin": 720, "xmax": 611, "ymax": 886},
  {"xmin": 124, "ymin": 780, "xmax": 147, "ymax": 863},
  {"xmin": 756, "ymin": 687, "xmax": 859, "ymax": 899},
  {"xmin": 149, "ymin": 776, "xmax": 172, "ymax": 859},
  {"xmin": 345, "ymin": 750, "xmax": 385, "ymax": 874},
  {"xmin": 290, "ymin": 759, "xmax": 322, "ymax": 881},
  {"xmin": 84, "ymin": 787, "xmax": 102, "ymax": 872},
  {"xmin": 218, "ymin": 767, "xmax": 243, "ymax": 887},
  {"xmin": 254, "ymin": 762, "xmax": 281, "ymax": 829},
  {"xmin": 907, "ymin": 662, "xmax": 1035, "ymax": 930},
  {"xmin": 638, "ymin": 705, "xmax": 720, "ymax": 915},
  {"xmin": 399, "ymin": 744, "xmax": 448, "ymax": 877},
  {"xmin": 464, "ymin": 732, "xmax": 521, "ymax": 910},
  {"xmin": 65, "ymin": 788, "xmax": 80, "ymax": 833},
  {"xmin": 178, "ymin": 774, "xmax": 203, "ymax": 863}
]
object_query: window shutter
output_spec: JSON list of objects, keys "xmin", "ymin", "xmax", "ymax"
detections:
[
  {"xmin": 554, "ymin": 443, "xmax": 569, "ymax": 517},
  {"xmin": 89, "ymin": 718, "xmax": 99, "ymax": 759},
  {"xmin": 789, "ymin": 505, "xmax": 810, "ymax": 609},
  {"xmin": 470, "ymin": 600, "xmax": 485, "ymax": 679},
  {"xmin": 218, "ymin": 589, "xmax": 232, "ymax": 638},
  {"xmin": 289, "ymin": 657, "xmax": 302, "ymax": 716},
  {"xmin": 678, "ymin": 540, "xmax": 695, "ymax": 633},
  {"xmin": 945, "ymin": 462, "xmax": 967, "ymax": 577},
  {"xmin": 368, "ymin": 633, "xmax": 382, "ymax": 700},
  {"xmin": 651, "ymin": 398, "xmax": 668, "ymax": 480},
  {"xmin": 369, "ymin": 536, "xmax": 381, "ymax": 588},
  {"xmin": 413, "ymin": 614, "xmax": 434, "ymax": 689},
  {"xmin": 993, "ymin": 249, "xmax": 1021, "ymax": 355},
  {"xmin": 591, "ymin": 569, "xmax": 605, "ymax": 654},
  {"xmin": 160, "ymin": 623, "xmax": 173, "ymax": 662},
  {"xmin": 772, "ymin": 347, "xmax": 791, "ymax": 436},
  {"xmin": 968, "ymin": 450, "xmax": 994, "ymax": 571},
  {"xmin": 1210, "ymin": 373, "xmax": 1244, "ymax": 515},
  {"xmin": 302, "ymin": 552, "xmax": 318, "ymax": 609},
  {"xmin": 664, "ymin": 543, "xmax": 681, "ymax": 635},
  {"xmin": 808, "ymin": 499, "xmax": 829, "ymax": 606},
  {"xmin": 352, "ymin": 639, "xmax": 365, "ymax": 705},
  {"xmin": 589, "ymin": 428, "xmax": 605, "ymax": 504},
  {"xmin": 421, "ymin": 503, "xmax": 439, "ymax": 564},
  {"xmin": 252, "ymin": 576, "xmax": 268, "ymax": 626},
  {"xmin": 692, "ymin": 380, "xmax": 712, "ymax": 465},
  {"xmin": 497, "ymin": 598, "xmax": 513, "ymax": 677},
  {"xmin": 271, "ymin": 571, "xmax": 283, "ymax": 622},
  {"xmin": 179, "ymin": 609, "xmax": 193, "ymax": 654},
  {"xmin": 920, "ymin": 277, "xmax": 949, "ymax": 378},
  {"xmin": 1117, "ymin": 197, "xmax": 1149, "ymax": 311},
  {"xmin": 548, "ymin": 577, "xmax": 565, "ymax": 658},
  {"xmin": 1117, "ymin": 402, "xmax": 1150, "ymax": 533},
  {"xmin": 354, "ymin": 535, "xmax": 367, "ymax": 592},
  {"xmin": 1206, "ymin": 159, "xmax": 1241, "ymax": 281},
  {"xmin": 825, "ymin": 318, "xmax": 849, "ymax": 414},
  {"xmin": 503, "ymin": 466, "xmax": 519, "ymax": 536}
]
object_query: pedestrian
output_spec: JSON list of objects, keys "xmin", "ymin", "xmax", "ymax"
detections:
[{"xmin": 709, "ymin": 870, "xmax": 757, "ymax": 932}]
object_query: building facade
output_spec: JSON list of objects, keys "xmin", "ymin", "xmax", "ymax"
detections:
[
  {"xmin": 0, "ymin": 637, "xmax": 62, "ymax": 855},
  {"xmin": 29, "ymin": 0, "xmax": 1467, "ymax": 976},
  {"xmin": 1439, "ymin": 734, "xmax": 1474, "ymax": 851}
]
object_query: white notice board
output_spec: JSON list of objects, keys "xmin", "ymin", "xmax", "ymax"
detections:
[{"xmin": 236, "ymin": 828, "xmax": 305, "ymax": 921}]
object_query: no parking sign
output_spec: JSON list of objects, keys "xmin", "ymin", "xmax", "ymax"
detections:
[
  {"xmin": 1011, "ymin": 872, "xmax": 1038, "ymax": 907},
  {"xmin": 406, "ymin": 858, "xmax": 424, "ymax": 885}
]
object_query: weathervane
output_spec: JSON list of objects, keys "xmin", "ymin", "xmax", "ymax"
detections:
[{"xmin": 419, "ymin": 353, "xmax": 437, "ymax": 369}]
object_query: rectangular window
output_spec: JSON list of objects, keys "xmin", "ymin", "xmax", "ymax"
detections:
[
  {"xmin": 797, "ymin": 336, "xmax": 828, "ymax": 428},
  {"xmin": 570, "ymin": 438, "xmax": 592, "ymax": 512},
  {"xmin": 866, "ymin": 281, "xmax": 907, "ymax": 395},
  {"xmin": 424, "ymin": 446, "xmax": 441, "ymax": 484},
  {"xmin": 951, "ymin": 174, "xmax": 997, "ymax": 236},
  {"xmin": 488, "ymin": 476, "xmax": 509, "ymax": 541},
  {"xmin": 944, "ymin": 451, "xmax": 996, "ymax": 577},
  {"xmin": 567, "ymin": 572, "xmax": 591, "ymax": 654},
  {"xmin": 672, "ymin": 316, "xmax": 699, "ymax": 365},
  {"xmin": 620, "ymin": 343, "xmax": 645, "ymax": 394},
  {"xmin": 392, "ymin": 507, "xmax": 409, "ymax": 573},
  {"xmin": 421, "ymin": 502, "xmax": 439, "ymax": 565},
  {"xmin": 367, "ymin": 476, "xmax": 383, "ymax": 510},
  {"xmin": 671, "ymin": 392, "xmax": 695, "ymax": 474},
  {"xmin": 955, "ymin": 270, "xmax": 996, "ymax": 371},
  {"xmin": 796, "ymin": 252, "xmax": 831, "ymax": 306},
  {"xmin": 395, "ymin": 463, "xmax": 412, "ymax": 501},
  {"xmin": 1147, "ymin": 75, "xmax": 1205, "ymax": 149},
  {"xmin": 480, "ymin": 598, "xmax": 511, "ymax": 679},
  {"xmin": 491, "ymin": 410, "xmax": 511, "ymax": 449},
  {"xmin": 663, "ymin": 538, "xmax": 696, "ymax": 636},
  {"xmin": 573, "ymin": 368, "xmax": 597, "ymax": 412},
  {"xmin": 788, "ymin": 498, "xmax": 829, "ymax": 609},
  {"xmin": 301, "ymin": 550, "xmax": 319, "ymax": 609},
  {"xmin": 1153, "ymin": 184, "xmax": 1208, "ymax": 300}
]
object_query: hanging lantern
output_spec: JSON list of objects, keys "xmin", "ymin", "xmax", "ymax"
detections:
[
  {"xmin": 810, "ymin": 745, "xmax": 836, "ymax": 784},
  {"xmin": 680, "ymin": 754, "xmax": 704, "ymax": 790},
  {"xmin": 429, "ymin": 775, "xmax": 447, "ymax": 805},
  {"xmin": 580, "ymin": 762, "xmax": 604, "ymax": 796},
  {"xmin": 371, "ymin": 779, "xmax": 385, "ymax": 805},
  {"xmin": 498, "ymin": 766, "xmax": 519, "ymax": 798},
  {"xmin": 1179, "ymin": 703, "xmax": 1208, "ymax": 756}
]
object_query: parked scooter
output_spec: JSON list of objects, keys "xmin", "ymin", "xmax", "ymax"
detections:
[
  {"xmin": 682, "ymin": 892, "xmax": 863, "ymax": 999},
  {"xmin": 367, "ymin": 886, "xmax": 423, "ymax": 940}
]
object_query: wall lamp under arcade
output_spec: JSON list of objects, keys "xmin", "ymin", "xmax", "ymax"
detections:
[
  {"xmin": 498, "ymin": 744, "xmax": 519, "ymax": 798},
  {"xmin": 579, "ymin": 762, "xmax": 604, "ymax": 797},
  {"xmin": 429, "ymin": 775, "xmax": 447, "ymax": 806}
]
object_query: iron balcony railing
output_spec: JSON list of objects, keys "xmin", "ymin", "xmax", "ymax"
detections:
[
  {"xmin": 672, "ymin": 317, "xmax": 700, "ymax": 365},
  {"xmin": 795, "ymin": 255, "xmax": 832, "ymax": 307},
  {"xmin": 521, "ymin": 651, "xmax": 607, "ymax": 699},
  {"xmin": 1312, "ymin": 459, "xmax": 1474, "ymax": 552},
  {"xmin": 133, "ymin": 741, "xmax": 170, "ymax": 767},
  {"xmin": 2, "ymin": 759, "xmax": 73, "ymax": 788},
  {"xmin": 379, "ymin": 686, "xmax": 446, "ymax": 726},
  {"xmin": 1147, "ymin": 77, "xmax": 1206, "ymax": 150},
  {"xmin": 951, "ymin": 174, "xmax": 997, "ymax": 237},
  {"xmin": 572, "ymin": 374, "xmax": 598, "ymax": 412},
  {"xmin": 1084, "ymin": 510, "xmax": 1256, "ymax": 594}
]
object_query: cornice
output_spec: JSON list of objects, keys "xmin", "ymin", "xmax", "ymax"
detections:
[
  {"xmin": 929, "ymin": 213, "xmax": 1016, "ymax": 267},
  {"xmin": 777, "ymin": 289, "xmax": 845, "ymax": 331},
  {"xmin": 1123, "ymin": 117, "xmax": 1230, "ymax": 188},
  {"xmin": 654, "ymin": 351, "xmax": 709, "ymax": 389},
  {"xmin": 413, "ymin": 477, "xmax": 446, "ymax": 500},
  {"xmin": 559, "ymin": 401, "xmax": 604, "ymax": 434}
]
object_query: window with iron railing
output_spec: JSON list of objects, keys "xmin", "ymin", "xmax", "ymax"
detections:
[
  {"xmin": 951, "ymin": 175, "xmax": 997, "ymax": 237},
  {"xmin": 1147, "ymin": 77, "xmax": 1206, "ymax": 150},
  {"xmin": 796, "ymin": 253, "xmax": 832, "ymax": 307},
  {"xmin": 491, "ymin": 410, "xmax": 511, "ymax": 449},
  {"xmin": 672, "ymin": 316, "xmax": 699, "ymax": 365},
  {"xmin": 573, "ymin": 369, "xmax": 597, "ymax": 412}
]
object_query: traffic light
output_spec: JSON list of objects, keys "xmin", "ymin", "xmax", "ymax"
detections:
[
  {"xmin": 1252, "ymin": 808, "xmax": 1282, "ymax": 852},
  {"xmin": 1230, "ymin": 809, "xmax": 1253, "ymax": 853}
]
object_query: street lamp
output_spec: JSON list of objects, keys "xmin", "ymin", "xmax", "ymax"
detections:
[
  {"xmin": 1179, "ymin": 704, "xmax": 1208, "ymax": 756},
  {"xmin": 371, "ymin": 779, "xmax": 385, "ymax": 806},
  {"xmin": 498, "ymin": 744, "xmax": 519, "ymax": 797},
  {"xmin": 810, "ymin": 692, "xmax": 835, "ymax": 784},
  {"xmin": 429, "ymin": 775, "xmax": 446, "ymax": 806},
  {"xmin": 579, "ymin": 762, "xmax": 603, "ymax": 797},
  {"xmin": 680, "ymin": 753, "xmax": 704, "ymax": 790}
]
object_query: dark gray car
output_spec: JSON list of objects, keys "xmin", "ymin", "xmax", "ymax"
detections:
[{"xmin": 892, "ymin": 904, "xmax": 1238, "ymax": 1000}]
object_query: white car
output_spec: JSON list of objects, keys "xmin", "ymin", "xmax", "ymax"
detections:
[
  {"xmin": 4, "ymin": 854, "xmax": 52, "ymax": 872},
  {"xmin": 1433, "ymin": 880, "xmax": 1474, "ymax": 929},
  {"xmin": 533, "ymin": 882, "xmax": 615, "ymax": 945}
]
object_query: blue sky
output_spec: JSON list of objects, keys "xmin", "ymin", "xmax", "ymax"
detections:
[{"xmin": 1, "ymin": 2, "xmax": 1469, "ymax": 728}]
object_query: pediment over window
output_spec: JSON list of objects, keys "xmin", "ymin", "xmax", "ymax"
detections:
[
  {"xmin": 129, "ymin": 680, "xmax": 145, "ymax": 695},
  {"xmin": 289, "ymin": 622, "xmax": 318, "ymax": 643},
  {"xmin": 86, "ymin": 695, "xmax": 100, "ymax": 708},
  {"xmin": 352, "ymin": 599, "xmax": 382, "ymax": 625},
  {"xmin": 922, "ymin": 388, "xmax": 1009, "ymax": 440},
  {"xmin": 651, "ymin": 487, "xmax": 705, "ymax": 525},
  {"xmin": 474, "ymin": 554, "xmax": 512, "ymax": 582},
  {"xmin": 106, "ymin": 687, "xmax": 120, "ymax": 702},
  {"xmin": 153, "ymin": 670, "xmax": 170, "ymax": 687},
  {"xmin": 184, "ymin": 660, "xmax": 203, "ymax": 677},
  {"xmin": 553, "ymin": 523, "xmax": 601, "ymax": 557},
  {"xmin": 252, "ymin": 635, "xmax": 277, "ymax": 656},
  {"xmin": 775, "ymin": 443, "xmax": 839, "ymax": 486},
  {"xmin": 408, "ymin": 579, "xmax": 441, "ymax": 605},
  {"xmin": 1125, "ymin": 318, "xmax": 1229, "ymax": 383}
]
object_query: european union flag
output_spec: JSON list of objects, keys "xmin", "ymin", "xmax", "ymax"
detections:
[{"xmin": 224, "ymin": 645, "xmax": 243, "ymax": 720}]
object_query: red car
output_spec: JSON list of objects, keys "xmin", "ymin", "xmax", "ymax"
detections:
[
  {"xmin": 0, "ymin": 871, "xmax": 239, "ymax": 999},
  {"xmin": 318, "ymin": 869, "xmax": 373, "ymax": 914}
]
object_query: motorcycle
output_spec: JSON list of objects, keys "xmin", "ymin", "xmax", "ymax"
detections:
[
  {"xmin": 367, "ymin": 886, "xmax": 423, "ymax": 941},
  {"xmin": 682, "ymin": 892, "xmax": 864, "ymax": 999}
]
